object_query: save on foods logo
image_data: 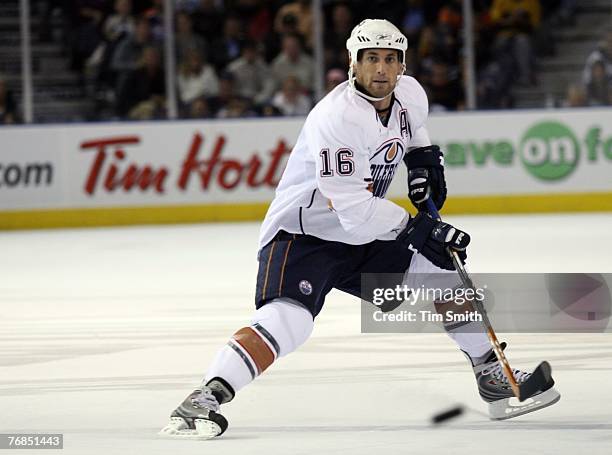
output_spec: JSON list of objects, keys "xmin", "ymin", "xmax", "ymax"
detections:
[
  {"xmin": 443, "ymin": 120, "xmax": 612, "ymax": 181},
  {"xmin": 520, "ymin": 121, "xmax": 579, "ymax": 180}
]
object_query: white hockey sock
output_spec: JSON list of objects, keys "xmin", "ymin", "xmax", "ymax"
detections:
[
  {"xmin": 404, "ymin": 254, "xmax": 492, "ymax": 364},
  {"xmin": 204, "ymin": 298, "xmax": 314, "ymax": 395},
  {"xmin": 445, "ymin": 322, "xmax": 492, "ymax": 362}
]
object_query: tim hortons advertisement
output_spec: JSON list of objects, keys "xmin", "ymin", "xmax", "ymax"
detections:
[
  {"xmin": 70, "ymin": 121, "xmax": 297, "ymax": 206},
  {"xmin": 1, "ymin": 119, "xmax": 301, "ymax": 211}
]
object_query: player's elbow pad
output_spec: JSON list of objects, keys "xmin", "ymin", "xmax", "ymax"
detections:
[{"xmin": 336, "ymin": 197, "xmax": 406, "ymax": 240}]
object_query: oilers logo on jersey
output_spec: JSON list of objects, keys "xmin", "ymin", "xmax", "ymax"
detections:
[{"xmin": 370, "ymin": 139, "xmax": 404, "ymax": 197}]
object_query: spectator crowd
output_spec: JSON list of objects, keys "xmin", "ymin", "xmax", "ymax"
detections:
[
  {"xmin": 2, "ymin": 0, "xmax": 608, "ymax": 124},
  {"xmin": 562, "ymin": 28, "xmax": 612, "ymax": 108}
]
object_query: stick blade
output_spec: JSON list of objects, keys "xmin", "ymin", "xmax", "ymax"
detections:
[{"xmin": 518, "ymin": 361, "xmax": 555, "ymax": 401}]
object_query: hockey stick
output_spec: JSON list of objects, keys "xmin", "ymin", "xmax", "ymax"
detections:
[{"xmin": 425, "ymin": 198, "xmax": 554, "ymax": 401}]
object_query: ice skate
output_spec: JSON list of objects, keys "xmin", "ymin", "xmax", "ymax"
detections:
[
  {"xmin": 471, "ymin": 345, "xmax": 560, "ymax": 420},
  {"xmin": 159, "ymin": 387, "xmax": 228, "ymax": 440}
]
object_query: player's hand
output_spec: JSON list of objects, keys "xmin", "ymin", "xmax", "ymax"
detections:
[
  {"xmin": 404, "ymin": 145, "xmax": 447, "ymax": 211},
  {"xmin": 397, "ymin": 212, "xmax": 469, "ymax": 270}
]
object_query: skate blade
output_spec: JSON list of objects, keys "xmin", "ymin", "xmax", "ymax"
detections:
[
  {"xmin": 489, "ymin": 387, "xmax": 561, "ymax": 420},
  {"xmin": 158, "ymin": 417, "xmax": 222, "ymax": 440}
]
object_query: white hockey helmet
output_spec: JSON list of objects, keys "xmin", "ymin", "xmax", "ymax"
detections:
[{"xmin": 346, "ymin": 19, "xmax": 408, "ymax": 101}]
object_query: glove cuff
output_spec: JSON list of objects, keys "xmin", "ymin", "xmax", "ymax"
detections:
[
  {"xmin": 397, "ymin": 212, "xmax": 436, "ymax": 251},
  {"xmin": 403, "ymin": 145, "xmax": 444, "ymax": 169}
]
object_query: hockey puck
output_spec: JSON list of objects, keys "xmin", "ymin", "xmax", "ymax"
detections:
[{"xmin": 431, "ymin": 405, "xmax": 465, "ymax": 424}]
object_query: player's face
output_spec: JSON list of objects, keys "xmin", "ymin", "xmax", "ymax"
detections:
[{"xmin": 354, "ymin": 49, "xmax": 403, "ymax": 98}]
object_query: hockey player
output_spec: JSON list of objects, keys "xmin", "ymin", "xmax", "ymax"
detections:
[{"xmin": 160, "ymin": 19, "xmax": 560, "ymax": 439}]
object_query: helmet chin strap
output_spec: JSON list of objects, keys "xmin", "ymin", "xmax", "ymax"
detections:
[{"xmin": 347, "ymin": 64, "xmax": 405, "ymax": 103}]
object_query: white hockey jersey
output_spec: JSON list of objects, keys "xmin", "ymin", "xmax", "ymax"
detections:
[{"xmin": 259, "ymin": 75, "xmax": 431, "ymax": 248}]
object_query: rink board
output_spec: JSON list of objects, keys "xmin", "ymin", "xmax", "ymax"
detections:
[
  {"xmin": 1, "ymin": 193, "xmax": 611, "ymax": 230},
  {"xmin": 0, "ymin": 108, "xmax": 611, "ymax": 228}
]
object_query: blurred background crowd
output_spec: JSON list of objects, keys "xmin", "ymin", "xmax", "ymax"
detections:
[{"xmin": 1, "ymin": 0, "xmax": 611, "ymax": 124}]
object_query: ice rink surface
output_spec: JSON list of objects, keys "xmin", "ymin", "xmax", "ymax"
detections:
[{"xmin": 1, "ymin": 213, "xmax": 611, "ymax": 455}]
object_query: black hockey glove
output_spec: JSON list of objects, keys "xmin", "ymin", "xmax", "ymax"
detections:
[
  {"xmin": 403, "ymin": 145, "xmax": 447, "ymax": 211},
  {"xmin": 397, "ymin": 212, "xmax": 469, "ymax": 270}
]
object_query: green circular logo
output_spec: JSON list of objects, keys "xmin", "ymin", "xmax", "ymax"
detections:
[{"xmin": 520, "ymin": 121, "xmax": 580, "ymax": 180}]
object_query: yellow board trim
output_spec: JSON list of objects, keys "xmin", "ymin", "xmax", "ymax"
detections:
[
  {"xmin": 0, "ymin": 203, "xmax": 270, "ymax": 230},
  {"xmin": 393, "ymin": 191, "xmax": 612, "ymax": 215},
  {"xmin": 1, "ymin": 192, "xmax": 611, "ymax": 230}
]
